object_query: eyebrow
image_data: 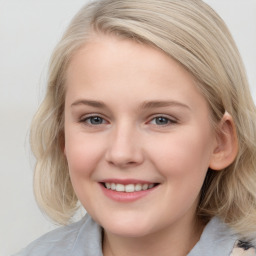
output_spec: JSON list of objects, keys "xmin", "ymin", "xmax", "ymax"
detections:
[
  {"xmin": 71, "ymin": 99, "xmax": 106, "ymax": 108},
  {"xmin": 140, "ymin": 100, "xmax": 190, "ymax": 110},
  {"xmin": 71, "ymin": 99, "xmax": 190, "ymax": 110}
]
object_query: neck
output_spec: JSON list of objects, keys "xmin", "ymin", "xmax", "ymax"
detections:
[{"xmin": 102, "ymin": 215, "xmax": 205, "ymax": 256}]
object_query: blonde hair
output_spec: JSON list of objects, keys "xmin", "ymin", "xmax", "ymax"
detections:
[{"xmin": 31, "ymin": 0, "xmax": 256, "ymax": 241}]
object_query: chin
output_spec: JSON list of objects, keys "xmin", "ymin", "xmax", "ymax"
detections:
[
  {"xmin": 105, "ymin": 226, "xmax": 153, "ymax": 238},
  {"xmin": 100, "ymin": 217, "xmax": 155, "ymax": 238}
]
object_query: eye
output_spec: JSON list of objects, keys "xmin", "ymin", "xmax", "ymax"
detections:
[
  {"xmin": 81, "ymin": 115, "xmax": 107, "ymax": 125},
  {"xmin": 149, "ymin": 116, "xmax": 176, "ymax": 126}
]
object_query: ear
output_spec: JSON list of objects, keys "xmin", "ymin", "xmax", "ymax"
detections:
[{"xmin": 209, "ymin": 112, "xmax": 238, "ymax": 171}]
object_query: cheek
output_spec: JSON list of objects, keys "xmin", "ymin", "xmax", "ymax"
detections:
[
  {"xmin": 64, "ymin": 132, "xmax": 106, "ymax": 209},
  {"xmin": 149, "ymin": 127, "xmax": 214, "ymax": 180},
  {"xmin": 64, "ymin": 132, "xmax": 105, "ymax": 178},
  {"xmin": 153, "ymin": 130, "xmax": 213, "ymax": 214}
]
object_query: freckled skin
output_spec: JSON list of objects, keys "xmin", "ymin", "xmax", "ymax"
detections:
[{"xmin": 64, "ymin": 34, "xmax": 218, "ymax": 255}]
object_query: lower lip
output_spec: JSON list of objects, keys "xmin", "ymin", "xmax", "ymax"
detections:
[{"xmin": 100, "ymin": 184, "xmax": 158, "ymax": 202}]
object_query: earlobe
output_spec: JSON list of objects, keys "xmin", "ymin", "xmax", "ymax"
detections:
[{"xmin": 209, "ymin": 112, "xmax": 238, "ymax": 171}]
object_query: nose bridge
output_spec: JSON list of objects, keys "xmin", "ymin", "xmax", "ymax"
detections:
[{"xmin": 105, "ymin": 120, "xmax": 143, "ymax": 167}]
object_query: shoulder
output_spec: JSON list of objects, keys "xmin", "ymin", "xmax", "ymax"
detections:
[
  {"xmin": 12, "ymin": 214, "xmax": 103, "ymax": 256},
  {"xmin": 188, "ymin": 217, "xmax": 256, "ymax": 256}
]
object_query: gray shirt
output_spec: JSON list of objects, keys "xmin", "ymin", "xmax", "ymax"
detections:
[{"xmin": 12, "ymin": 214, "xmax": 251, "ymax": 256}]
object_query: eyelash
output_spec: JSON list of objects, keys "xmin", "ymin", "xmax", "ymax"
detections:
[
  {"xmin": 148, "ymin": 115, "xmax": 177, "ymax": 127},
  {"xmin": 80, "ymin": 114, "xmax": 108, "ymax": 126},
  {"xmin": 79, "ymin": 114, "xmax": 177, "ymax": 127}
]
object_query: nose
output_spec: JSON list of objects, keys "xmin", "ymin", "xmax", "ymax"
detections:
[{"xmin": 105, "ymin": 123, "xmax": 144, "ymax": 168}]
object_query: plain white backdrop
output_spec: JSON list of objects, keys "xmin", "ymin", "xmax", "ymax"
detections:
[{"xmin": 0, "ymin": 1, "xmax": 255, "ymax": 255}]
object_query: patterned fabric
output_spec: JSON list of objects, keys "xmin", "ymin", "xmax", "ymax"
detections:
[{"xmin": 230, "ymin": 240, "xmax": 256, "ymax": 256}]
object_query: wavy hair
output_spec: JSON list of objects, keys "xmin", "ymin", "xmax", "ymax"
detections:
[{"xmin": 30, "ymin": 0, "xmax": 256, "ymax": 242}]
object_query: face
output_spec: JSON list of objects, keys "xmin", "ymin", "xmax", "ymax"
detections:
[{"xmin": 64, "ymin": 34, "xmax": 217, "ymax": 238}]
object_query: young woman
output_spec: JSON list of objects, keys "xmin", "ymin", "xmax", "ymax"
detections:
[{"xmin": 14, "ymin": 0, "xmax": 256, "ymax": 255}]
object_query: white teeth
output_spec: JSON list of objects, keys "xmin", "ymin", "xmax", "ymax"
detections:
[
  {"xmin": 142, "ymin": 184, "xmax": 149, "ymax": 190},
  {"xmin": 104, "ymin": 183, "xmax": 155, "ymax": 192},
  {"xmin": 125, "ymin": 184, "xmax": 135, "ymax": 192},
  {"xmin": 116, "ymin": 184, "xmax": 125, "ymax": 192},
  {"xmin": 148, "ymin": 184, "xmax": 154, "ymax": 189},
  {"xmin": 135, "ymin": 184, "xmax": 142, "ymax": 191}
]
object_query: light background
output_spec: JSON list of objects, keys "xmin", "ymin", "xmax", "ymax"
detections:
[{"xmin": 0, "ymin": 1, "xmax": 255, "ymax": 255}]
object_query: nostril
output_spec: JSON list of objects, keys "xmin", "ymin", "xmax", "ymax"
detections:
[
  {"xmin": 106, "ymin": 152, "xmax": 142, "ymax": 168},
  {"xmin": 104, "ymin": 132, "xmax": 144, "ymax": 165},
  {"xmin": 107, "ymin": 160, "xmax": 140, "ymax": 168}
]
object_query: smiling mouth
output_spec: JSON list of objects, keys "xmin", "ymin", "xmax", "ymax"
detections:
[{"xmin": 101, "ymin": 182, "xmax": 159, "ymax": 192}]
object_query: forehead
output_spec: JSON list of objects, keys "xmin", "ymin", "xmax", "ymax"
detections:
[
  {"xmin": 67, "ymin": 33, "xmax": 193, "ymax": 79},
  {"xmin": 65, "ymin": 34, "xmax": 207, "ymax": 111}
]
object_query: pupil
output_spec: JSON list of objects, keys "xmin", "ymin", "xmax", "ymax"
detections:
[
  {"xmin": 156, "ymin": 117, "xmax": 168, "ymax": 125},
  {"xmin": 91, "ymin": 116, "xmax": 102, "ymax": 124}
]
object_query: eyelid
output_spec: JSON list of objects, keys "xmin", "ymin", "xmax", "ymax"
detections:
[
  {"xmin": 147, "ymin": 114, "xmax": 178, "ymax": 126},
  {"xmin": 78, "ymin": 113, "xmax": 178, "ymax": 127},
  {"xmin": 79, "ymin": 113, "xmax": 109, "ymax": 126}
]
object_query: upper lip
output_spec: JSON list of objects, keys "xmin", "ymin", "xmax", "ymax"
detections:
[{"xmin": 100, "ymin": 179, "xmax": 158, "ymax": 185}]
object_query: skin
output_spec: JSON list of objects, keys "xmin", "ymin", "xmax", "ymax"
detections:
[{"xmin": 64, "ymin": 34, "xmax": 222, "ymax": 256}]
